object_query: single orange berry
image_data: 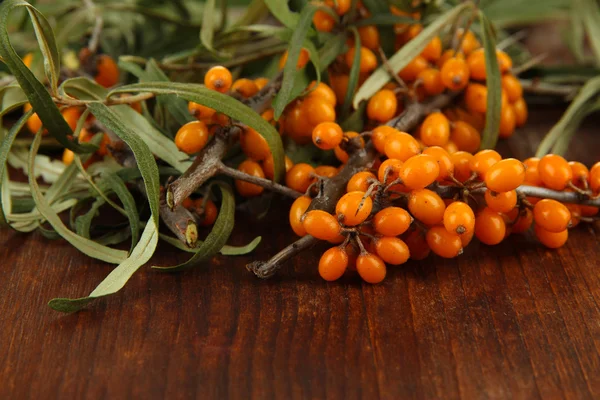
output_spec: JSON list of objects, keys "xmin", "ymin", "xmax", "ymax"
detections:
[
  {"xmin": 307, "ymin": 81, "xmax": 337, "ymax": 107},
  {"xmin": 373, "ymin": 207, "xmax": 412, "ymax": 237},
  {"xmin": 371, "ymin": 126, "xmax": 395, "ymax": 154},
  {"xmin": 404, "ymin": 229, "xmax": 431, "ymax": 260},
  {"xmin": 467, "ymin": 49, "xmax": 511, "ymax": 81},
  {"xmin": 175, "ymin": 121, "xmax": 211, "ymax": 155},
  {"xmin": 475, "ymin": 208, "xmax": 506, "ymax": 245},
  {"xmin": 204, "ymin": 66, "xmax": 233, "ymax": 93},
  {"xmin": 426, "ymin": 225, "xmax": 463, "ymax": 258},
  {"xmin": 194, "ymin": 198, "xmax": 218, "ymax": 226},
  {"xmin": 314, "ymin": 165, "xmax": 338, "ymax": 178},
  {"xmin": 23, "ymin": 103, "xmax": 44, "ymax": 134},
  {"xmin": 319, "ymin": 247, "xmax": 349, "ymax": 281},
  {"xmin": 345, "ymin": 47, "xmax": 378, "ymax": 74},
  {"xmin": 534, "ymin": 225, "xmax": 568, "ymax": 249},
  {"xmin": 422, "ymin": 146, "xmax": 454, "ymax": 182},
  {"xmin": 286, "ymin": 163, "xmax": 315, "ymax": 193},
  {"xmin": 484, "ymin": 158, "xmax": 525, "ymax": 193},
  {"xmin": 231, "ymin": 78, "xmax": 259, "ymax": 98},
  {"xmin": 367, "ymin": 89, "xmax": 398, "ymax": 122},
  {"xmin": 302, "ymin": 210, "xmax": 341, "ymax": 241},
  {"xmin": 336, "ymin": 191, "xmax": 372, "ymax": 226},
  {"xmin": 417, "ymin": 68, "xmax": 445, "ymax": 96},
  {"xmin": 304, "ymin": 96, "xmax": 336, "ymax": 125},
  {"xmin": 235, "ymin": 159, "xmax": 265, "ymax": 197},
  {"xmin": 523, "ymin": 157, "xmax": 543, "ymax": 186},
  {"xmin": 94, "ymin": 55, "xmax": 119, "ymax": 88},
  {"xmin": 443, "ymin": 201, "xmax": 475, "ymax": 235},
  {"xmin": 510, "ymin": 208, "xmax": 533, "ymax": 234},
  {"xmin": 499, "ymin": 104, "xmax": 517, "ymax": 139},
  {"xmin": 399, "ymin": 55, "xmax": 429, "ymax": 82},
  {"xmin": 533, "ymin": 199, "xmax": 571, "ymax": 233},
  {"xmin": 450, "ymin": 121, "xmax": 480, "ymax": 153},
  {"xmin": 464, "ymin": 83, "xmax": 488, "ymax": 114},
  {"xmin": 279, "ymin": 48, "xmax": 310, "ymax": 70},
  {"xmin": 590, "ymin": 162, "xmax": 600, "ymax": 193},
  {"xmin": 326, "ymin": 0, "xmax": 351, "ymax": 15},
  {"xmin": 568, "ymin": 161, "xmax": 590, "ymax": 189},
  {"xmin": 312, "ymin": 122, "xmax": 344, "ymax": 150},
  {"xmin": 62, "ymin": 149, "xmax": 74, "ymax": 166},
  {"xmin": 538, "ymin": 154, "xmax": 573, "ymax": 190},
  {"xmin": 358, "ymin": 25, "xmax": 380, "ymax": 50},
  {"xmin": 457, "ymin": 29, "xmax": 480, "ymax": 55},
  {"xmin": 313, "ymin": 10, "xmax": 335, "ymax": 32},
  {"xmin": 240, "ymin": 127, "xmax": 270, "ymax": 161},
  {"xmin": 501, "ymin": 75, "xmax": 523, "ymax": 103},
  {"xmin": 347, "ymin": 171, "xmax": 377, "ymax": 192},
  {"xmin": 378, "ymin": 158, "xmax": 404, "ymax": 183},
  {"xmin": 437, "ymin": 49, "xmax": 463, "ymax": 68},
  {"xmin": 513, "ymin": 98, "xmax": 528, "ymax": 127},
  {"xmin": 408, "ymin": 188, "xmax": 446, "ymax": 225},
  {"xmin": 254, "ymin": 77, "xmax": 269, "ymax": 90},
  {"xmin": 375, "ymin": 237, "xmax": 410, "ymax": 265},
  {"xmin": 329, "ymin": 73, "xmax": 350, "ymax": 104},
  {"xmin": 485, "ymin": 190, "xmax": 518, "ymax": 213},
  {"xmin": 400, "ymin": 154, "xmax": 440, "ymax": 190},
  {"xmin": 22, "ymin": 52, "xmax": 34, "ymax": 68},
  {"xmin": 263, "ymin": 155, "xmax": 293, "ymax": 180},
  {"xmin": 440, "ymin": 57, "xmax": 470, "ymax": 91},
  {"xmin": 496, "ymin": 50, "xmax": 513, "ymax": 73},
  {"xmin": 356, "ymin": 253, "xmax": 387, "ymax": 284},
  {"xmin": 420, "ymin": 112, "xmax": 450, "ymax": 147},
  {"xmin": 469, "ymin": 149, "xmax": 501, "ymax": 179},
  {"xmin": 289, "ymin": 196, "xmax": 312, "ymax": 236},
  {"xmin": 450, "ymin": 151, "xmax": 474, "ymax": 182},
  {"xmin": 188, "ymin": 102, "xmax": 215, "ymax": 120},
  {"xmin": 421, "ymin": 36, "xmax": 442, "ymax": 62},
  {"xmin": 384, "ymin": 130, "xmax": 421, "ymax": 161}
]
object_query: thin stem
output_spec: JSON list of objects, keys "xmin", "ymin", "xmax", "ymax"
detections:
[
  {"xmin": 53, "ymin": 92, "xmax": 155, "ymax": 107},
  {"xmin": 512, "ymin": 53, "xmax": 548, "ymax": 76},
  {"xmin": 217, "ymin": 163, "xmax": 302, "ymax": 199},
  {"xmin": 520, "ymin": 79, "xmax": 579, "ymax": 99},
  {"xmin": 247, "ymin": 235, "xmax": 318, "ymax": 278},
  {"xmin": 378, "ymin": 47, "xmax": 407, "ymax": 89}
]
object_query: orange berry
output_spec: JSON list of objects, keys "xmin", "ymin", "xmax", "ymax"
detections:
[
  {"xmin": 334, "ymin": 131, "xmax": 364, "ymax": 163},
  {"xmin": 467, "ymin": 49, "xmax": 511, "ymax": 81},
  {"xmin": 475, "ymin": 208, "xmax": 506, "ymax": 245},
  {"xmin": 312, "ymin": 122, "xmax": 343, "ymax": 150},
  {"xmin": 538, "ymin": 154, "xmax": 573, "ymax": 190},
  {"xmin": 444, "ymin": 140, "xmax": 459, "ymax": 154},
  {"xmin": 304, "ymin": 96, "xmax": 336, "ymax": 125},
  {"xmin": 469, "ymin": 149, "xmax": 501, "ymax": 179},
  {"xmin": 240, "ymin": 127, "xmax": 270, "ymax": 161},
  {"xmin": 345, "ymin": 47, "xmax": 378, "ymax": 74},
  {"xmin": 513, "ymin": 97, "xmax": 528, "ymax": 127},
  {"xmin": 94, "ymin": 55, "xmax": 119, "ymax": 88},
  {"xmin": 263, "ymin": 155, "xmax": 293, "ymax": 180},
  {"xmin": 286, "ymin": 163, "xmax": 315, "ymax": 193},
  {"xmin": 23, "ymin": 103, "xmax": 43, "ymax": 134},
  {"xmin": 175, "ymin": 121, "xmax": 210, "ymax": 154},
  {"xmin": 534, "ymin": 225, "xmax": 568, "ymax": 249},
  {"xmin": 61, "ymin": 107, "xmax": 81, "ymax": 132},
  {"xmin": 289, "ymin": 196, "xmax": 312, "ymax": 236},
  {"xmin": 399, "ymin": 55, "xmax": 429, "ymax": 82},
  {"xmin": 457, "ymin": 29, "xmax": 480, "ymax": 55},
  {"xmin": 194, "ymin": 198, "xmax": 218, "ymax": 226},
  {"xmin": 235, "ymin": 159, "xmax": 265, "ymax": 197},
  {"xmin": 284, "ymin": 103, "xmax": 313, "ymax": 143},
  {"xmin": 404, "ymin": 229, "xmax": 431, "ymax": 260},
  {"xmin": 590, "ymin": 162, "xmax": 600, "ymax": 193},
  {"xmin": 302, "ymin": 210, "xmax": 341, "ymax": 241},
  {"xmin": 188, "ymin": 101, "xmax": 215, "ymax": 120},
  {"xmin": 568, "ymin": 161, "xmax": 590, "ymax": 189},
  {"xmin": 307, "ymin": 81, "xmax": 337, "ymax": 107},
  {"xmin": 378, "ymin": 158, "xmax": 404, "ymax": 183},
  {"xmin": 533, "ymin": 199, "xmax": 571, "ymax": 233},
  {"xmin": 417, "ymin": 68, "xmax": 445, "ymax": 96},
  {"xmin": 279, "ymin": 48, "xmax": 310, "ymax": 70},
  {"xmin": 484, "ymin": 158, "xmax": 525, "ymax": 192},
  {"xmin": 464, "ymin": 83, "xmax": 488, "ymax": 114},
  {"xmin": 499, "ymin": 104, "xmax": 517, "ymax": 139},
  {"xmin": 329, "ymin": 73, "xmax": 350, "ymax": 104},
  {"xmin": 451, "ymin": 151, "xmax": 474, "ymax": 182},
  {"xmin": 347, "ymin": 171, "xmax": 377, "ymax": 192},
  {"xmin": 356, "ymin": 253, "xmax": 387, "ymax": 283},
  {"xmin": 437, "ymin": 49, "xmax": 463, "ymax": 68},
  {"xmin": 22, "ymin": 52, "xmax": 33, "ymax": 68},
  {"xmin": 400, "ymin": 154, "xmax": 440, "ymax": 189},
  {"xmin": 510, "ymin": 208, "xmax": 533, "ymax": 234},
  {"xmin": 326, "ymin": 0, "xmax": 351, "ymax": 15},
  {"xmin": 384, "ymin": 130, "xmax": 421, "ymax": 161},
  {"xmin": 426, "ymin": 225, "xmax": 463, "ymax": 258},
  {"xmin": 496, "ymin": 50, "xmax": 513, "ymax": 73},
  {"xmin": 485, "ymin": 190, "xmax": 518, "ymax": 213},
  {"xmin": 373, "ymin": 207, "xmax": 413, "ymax": 236},
  {"xmin": 371, "ymin": 126, "xmax": 395, "ymax": 154},
  {"xmin": 460, "ymin": 229, "xmax": 475, "ymax": 247},
  {"xmin": 314, "ymin": 165, "xmax": 338, "ymax": 178},
  {"xmin": 443, "ymin": 201, "xmax": 475, "ymax": 235},
  {"xmin": 336, "ymin": 191, "xmax": 372, "ymax": 226},
  {"xmin": 501, "ymin": 75, "xmax": 523, "ymax": 103},
  {"xmin": 408, "ymin": 188, "xmax": 445, "ymax": 225},
  {"xmin": 62, "ymin": 149, "xmax": 74, "ymax": 165},
  {"xmin": 313, "ymin": 10, "xmax": 335, "ymax": 32},
  {"xmin": 420, "ymin": 112, "xmax": 450, "ymax": 147},
  {"xmin": 254, "ymin": 77, "xmax": 269, "ymax": 90},
  {"xmin": 422, "ymin": 146, "xmax": 454, "ymax": 182},
  {"xmin": 566, "ymin": 204, "xmax": 582, "ymax": 228},
  {"xmin": 450, "ymin": 121, "xmax": 480, "ymax": 153},
  {"xmin": 358, "ymin": 25, "xmax": 380, "ymax": 50},
  {"xmin": 204, "ymin": 66, "xmax": 233, "ymax": 93},
  {"xmin": 440, "ymin": 57, "xmax": 470, "ymax": 91},
  {"xmin": 523, "ymin": 157, "xmax": 542, "ymax": 186},
  {"xmin": 375, "ymin": 237, "xmax": 410, "ymax": 265},
  {"xmin": 319, "ymin": 247, "xmax": 349, "ymax": 281},
  {"xmin": 367, "ymin": 89, "xmax": 398, "ymax": 122},
  {"xmin": 96, "ymin": 133, "xmax": 111, "ymax": 156},
  {"xmin": 421, "ymin": 36, "xmax": 442, "ymax": 62},
  {"xmin": 231, "ymin": 78, "xmax": 259, "ymax": 98}
]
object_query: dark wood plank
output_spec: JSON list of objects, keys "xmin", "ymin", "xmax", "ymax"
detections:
[{"xmin": 1, "ymin": 106, "xmax": 600, "ymax": 399}]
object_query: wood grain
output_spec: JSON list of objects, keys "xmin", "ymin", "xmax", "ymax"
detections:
[{"xmin": 1, "ymin": 106, "xmax": 599, "ymax": 399}]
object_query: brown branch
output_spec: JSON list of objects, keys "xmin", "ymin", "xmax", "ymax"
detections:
[
  {"xmin": 246, "ymin": 235, "xmax": 318, "ymax": 278},
  {"xmin": 217, "ymin": 162, "xmax": 302, "ymax": 199}
]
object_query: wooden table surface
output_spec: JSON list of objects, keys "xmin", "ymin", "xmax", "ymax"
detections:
[{"xmin": 1, "ymin": 106, "xmax": 599, "ymax": 400}]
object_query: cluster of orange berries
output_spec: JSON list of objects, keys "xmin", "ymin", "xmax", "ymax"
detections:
[{"xmin": 288, "ymin": 122, "xmax": 599, "ymax": 283}]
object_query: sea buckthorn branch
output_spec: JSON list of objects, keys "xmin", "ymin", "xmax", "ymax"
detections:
[
  {"xmin": 216, "ymin": 162, "xmax": 302, "ymax": 199},
  {"xmin": 52, "ymin": 92, "xmax": 156, "ymax": 107},
  {"xmin": 248, "ymin": 94, "xmax": 457, "ymax": 279}
]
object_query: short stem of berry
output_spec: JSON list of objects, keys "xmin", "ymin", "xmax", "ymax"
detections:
[
  {"xmin": 246, "ymin": 234, "xmax": 318, "ymax": 278},
  {"xmin": 217, "ymin": 162, "xmax": 302, "ymax": 199}
]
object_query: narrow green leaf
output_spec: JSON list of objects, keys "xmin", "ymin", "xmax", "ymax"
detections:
[
  {"xmin": 341, "ymin": 28, "xmax": 362, "ymax": 119},
  {"xmin": 161, "ymin": 233, "xmax": 262, "ymax": 256},
  {"xmin": 264, "ymin": 0, "xmax": 300, "ymax": 29},
  {"xmin": 25, "ymin": 6, "xmax": 60, "ymax": 93},
  {"xmin": 145, "ymin": 59, "xmax": 195, "ymax": 125},
  {"xmin": 353, "ymin": 3, "xmax": 473, "ymax": 108},
  {"xmin": 536, "ymin": 76, "xmax": 600, "ymax": 156},
  {"xmin": 58, "ymin": 77, "xmax": 108, "ymax": 101},
  {"xmin": 27, "ymin": 133, "xmax": 128, "ymax": 264},
  {"xmin": 200, "ymin": 0, "xmax": 217, "ymax": 52},
  {"xmin": 318, "ymin": 33, "xmax": 347, "ymax": 72},
  {"xmin": 0, "ymin": 0, "xmax": 94, "ymax": 153},
  {"xmin": 228, "ymin": 0, "xmax": 269, "ymax": 30},
  {"xmin": 576, "ymin": 0, "xmax": 600, "ymax": 66},
  {"xmin": 75, "ymin": 198, "xmax": 105, "ymax": 239},
  {"xmin": 110, "ymin": 82, "xmax": 285, "ymax": 181},
  {"xmin": 478, "ymin": 11, "xmax": 503, "ymax": 150},
  {"xmin": 101, "ymin": 172, "xmax": 141, "ymax": 251},
  {"xmin": 153, "ymin": 183, "xmax": 235, "ymax": 271}
]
